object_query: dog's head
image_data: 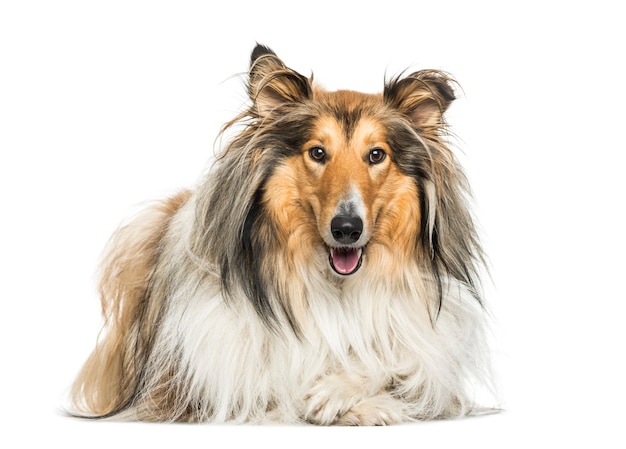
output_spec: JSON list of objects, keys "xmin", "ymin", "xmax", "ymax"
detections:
[
  {"xmin": 247, "ymin": 45, "xmax": 459, "ymax": 275},
  {"xmin": 197, "ymin": 45, "xmax": 483, "ymax": 326}
]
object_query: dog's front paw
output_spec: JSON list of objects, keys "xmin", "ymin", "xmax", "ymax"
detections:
[
  {"xmin": 303, "ymin": 375, "xmax": 403, "ymax": 426},
  {"xmin": 335, "ymin": 395, "xmax": 404, "ymax": 426},
  {"xmin": 303, "ymin": 377, "xmax": 358, "ymax": 425}
]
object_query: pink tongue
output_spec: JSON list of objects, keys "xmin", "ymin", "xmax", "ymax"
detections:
[{"xmin": 331, "ymin": 248, "xmax": 360, "ymax": 275}]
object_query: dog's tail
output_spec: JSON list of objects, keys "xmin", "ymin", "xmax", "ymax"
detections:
[{"xmin": 69, "ymin": 190, "xmax": 191, "ymax": 418}]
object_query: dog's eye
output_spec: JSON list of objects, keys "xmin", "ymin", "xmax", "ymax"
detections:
[
  {"xmin": 309, "ymin": 146, "xmax": 326, "ymax": 163},
  {"xmin": 369, "ymin": 148, "xmax": 386, "ymax": 164}
]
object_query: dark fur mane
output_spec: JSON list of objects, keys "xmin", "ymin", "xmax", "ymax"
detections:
[
  {"xmin": 380, "ymin": 81, "xmax": 485, "ymax": 313},
  {"xmin": 192, "ymin": 105, "xmax": 316, "ymax": 332}
]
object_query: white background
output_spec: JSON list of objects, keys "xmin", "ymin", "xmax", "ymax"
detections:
[{"xmin": 1, "ymin": 1, "xmax": 624, "ymax": 447}]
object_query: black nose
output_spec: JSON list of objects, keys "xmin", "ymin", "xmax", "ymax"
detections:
[{"xmin": 331, "ymin": 215, "xmax": 363, "ymax": 244}]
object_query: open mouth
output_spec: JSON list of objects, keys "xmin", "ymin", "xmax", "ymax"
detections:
[{"xmin": 329, "ymin": 247, "xmax": 363, "ymax": 276}]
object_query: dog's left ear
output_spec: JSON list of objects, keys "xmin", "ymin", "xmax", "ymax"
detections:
[
  {"xmin": 248, "ymin": 44, "xmax": 312, "ymax": 117},
  {"xmin": 384, "ymin": 70, "xmax": 456, "ymax": 131}
]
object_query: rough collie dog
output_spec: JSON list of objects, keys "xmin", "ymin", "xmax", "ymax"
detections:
[{"xmin": 70, "ymin": 44, "xmax": 493, "ymax": 425}]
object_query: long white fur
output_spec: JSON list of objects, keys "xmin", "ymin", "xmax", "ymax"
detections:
[{"xmin": 120, "ymin": 194, "xmax": 492, "ymax": 424}]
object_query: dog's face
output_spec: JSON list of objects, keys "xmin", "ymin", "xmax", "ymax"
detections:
[
  {"xmin": 304, "ymin": 109, "xmax": 393, "ymax": 275},
  {"xmin": 245, "ymin": 46, "xmax": 456, "ymax": 279},
  {"xmin": 290, "ymin": 94, "xmax": 422, "ymax": 277}
]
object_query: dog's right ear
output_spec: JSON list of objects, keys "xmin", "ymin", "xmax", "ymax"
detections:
[{"xmin": 248, "ymin": 44, "xmax": 312, "ymax": 117}]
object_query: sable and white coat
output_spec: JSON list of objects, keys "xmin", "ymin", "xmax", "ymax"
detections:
[{"xmin": 70, "ymin": 45, "xmax": 493, "ymax": 425}]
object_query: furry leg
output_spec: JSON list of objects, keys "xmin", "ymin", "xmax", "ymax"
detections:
[{"xmin": 303, "ymin": 372, "xmax": 405, "ymax": 425}]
